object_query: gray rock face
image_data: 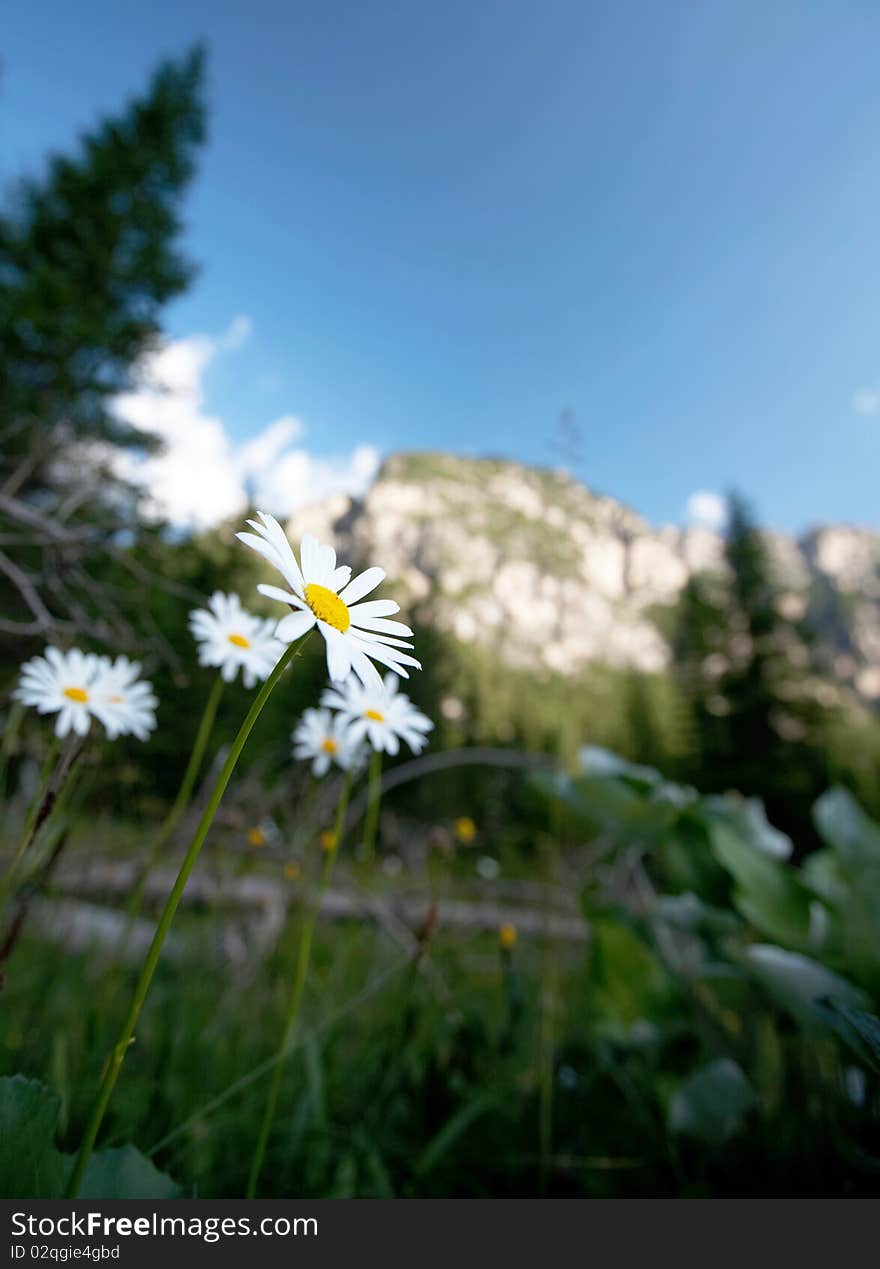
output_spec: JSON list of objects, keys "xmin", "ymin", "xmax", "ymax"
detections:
[{"xmin": 287, "ymin": 453, "xmax": 880, "ymax": 699}]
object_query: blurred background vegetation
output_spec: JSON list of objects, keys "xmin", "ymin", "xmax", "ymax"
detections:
[{"xmin": 1, "ymin": 49, "xmax": 878, "ymax": 1198}]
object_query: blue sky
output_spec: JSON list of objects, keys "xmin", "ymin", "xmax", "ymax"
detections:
[{"xmin": 3, "ymin": 1, "xmax": 880, "ymax": 531}]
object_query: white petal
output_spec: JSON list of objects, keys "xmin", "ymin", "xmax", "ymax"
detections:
[
  {"xmin": 255, "ymin": 512, "xmax": 305, "ymax": 592},
  {"xmin": 328, "ymin": 565, "xmax": 352, "ymax": 591},
  {"xmin": 338, "ymin": 567, "xmax": 385, "ymax": 605},
  {"xmin": 350, "ymin": 615, "xmax": 414, "ymax": 638},
  {"xmin": 319, "ymin": 623, "xmax": 353, "ymax": 681},
  {"xmin": 300, "ymin": 534, "xmax": 322, "ymax": 584},
  {"xmin": 72, "ymin": 707, "xmax": 91, "ymax": 737},
  {"xmin": 276, "ymin": 610, "xmax": 316, "ymax": 643},
  {"xmin": 358, "ymin": 642, "xmax": 420, "ymax": 676},
  {"xmin": 347, "ymin": 599, "xmax": 401, "ymax": 619},
  {"xmin": 349, "ymin": 648, "xmax": 385, "ymax": 692},
  {"xmin": 316, "ymin": 541, "xmax": 338, "ymax": 585},
  {"xmin": 258, "ymin": 583, "xmax": 305, "ymax": 607},
  {"xmin": 237, "ymin": 532, "xmax": 284, "ymax": 573}
]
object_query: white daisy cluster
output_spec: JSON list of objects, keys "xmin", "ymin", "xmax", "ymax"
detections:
[
  {"xmin": 189, "ymin": 591, "xmax": 284, "ymax": 687},
  {"xmin": 236, "ymin": 511, "xmax": 432, "ymax": 776},
  {"xmin": 321, "ymin": 672, "xmax": 433, "ymax": 757},
  {"xmin": 235, "ymin": 511, "xmax": 432, "ymax": 776},
  {"xmin": 15, "ymin": 648, "xmax": 157, "ymax": 741},
  {"xmin": 292, "ymin": 673, "xmax": 433, "ymax": 775}
]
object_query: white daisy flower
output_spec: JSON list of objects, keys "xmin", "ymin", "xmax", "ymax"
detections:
[
  {"xmin": 189, "ymin": 591, "xmax": 285, "ymax": 688},
  {"xmin": 90, "ymin": 656, "xmax": 158, "ymax": 742},
  {"xmin": 236, "ymin": 513, "xmax": 420, "ymax": 691},
  {"xmin": 321, "ymin": 672, "xmax": 433, "ymax": 757},
  {"xmin": 14, "ymin": 648, "xmax": 101, "ymax": 738},
  {"xmin": 292, "ymin": 707, "xmax": 362, "ymax": 777}
]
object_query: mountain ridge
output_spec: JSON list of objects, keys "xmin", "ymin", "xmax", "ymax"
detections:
[{"xmin": 285, "ymin": 452, "xmax": 880, "ymax": 703}]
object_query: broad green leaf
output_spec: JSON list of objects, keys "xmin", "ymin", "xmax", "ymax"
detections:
[
  {"xmin": 0, "ymin": 1075, "xmax": 180, "ymax": 1200},
  {"xmin": 802, "ymin": 849, "xmax": 849, "ymax": 905},
  {"xmin": 589, "ymin": 918, "xmax": 674, "ymax": 1030},
  {"xmin": 704, "ymin": 796, "xmax": 793, "ymax": 860},
  {"xmin": 710, "ymin": 823, "xmax": 812, "ymax": 947},
  {"xmin": 744, "ymin": 945, "xmax": 868, "ymax": 1029},
  {"xmin": 0, "ymin": 1076, "xmax": 67, "ymax": 1199},
  {"xmin": 654, "ymin": 891, "xmax": 740, "ymax": 935},
  {"xmin": 76, "ymin": 1146, "xmax": 182, "ymax": 1199},
  {"xmin": 813, "ymin": 787, "xmax": 880, "ymax": 870},
  {"xmin": 814, "ymin": 998, "xmax": 880, "ymax": 1074},
  {"xmin": 668, "ymin": 1059, "xmax": 756, "ymax": 1146}
]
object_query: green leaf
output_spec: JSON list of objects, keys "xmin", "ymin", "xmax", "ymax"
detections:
[
  {"xmin": 801, "ymin": 849, "xmax": 848, "ymax": 905},
  {"xmin": 710, "ymin": 823, "xmax": 812, "ymax": 947},
  {"xmin": 0, "ymin": 1076, "xmax": 67, "ymax": 1199},
  {"xmin": 668, "ymin": 1059, "xmax": 756, "ymax": 1146},
  {"xmin": 588, "ymin": 918, "xmax": 674, "ymax": 1030},
  {"xmin": 578, "ymin": 746, "xmax": 661, "ymax": 787},
  {"xmin": 813, "ymin": 787, "xmax": 880, "ymax": 870},
  {"xmin": 654, "ymin": 891, "xmax": 740, "ymax": 935},
  {"xmin": 814, "ymin": 998, "xmax": 880, "ymax": 1074},
  {"xmin": 744, "ymin": 945, "xmax": 869, "ymax": 1029},
  {"xmin": 704, "ymin": 796, "xmax": 793, "ymax": 860},
  {"xmin": 0, "ymin": 1075, "xmax": 180, "ymax": 1200},
  {"xmin": 76, "ymin": 1146, "xmax": 182, "ymax": 1199}
]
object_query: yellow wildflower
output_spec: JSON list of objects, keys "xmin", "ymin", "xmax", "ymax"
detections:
[
  {"xmin": 499, "ymin": 923, "xmax": 517, "ymax": 952},
  {"xmin": 454, "ymin": 816, "xmax": 477, "ymax": 844}
]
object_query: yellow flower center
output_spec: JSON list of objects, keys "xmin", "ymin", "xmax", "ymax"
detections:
[
  {"xmin": 248, "ymin": 826, "xmax": 267, "ymax": 848},
  {"xmin": 320, "ymin": 830, "xmax": 337, "ymax": 852},
  {"xmin": 365, "ymin": 709, "xmax": 385, "ymax": 722},
  {"xmin": 228, "ymin": 633, "xmax": 250, "ymax": 649},
  {"xmin": 63, "ymin": 686, "xmax": 89, "ymax": 704},
  {"xmin": 321, "ymin": 737, "xmax": 338, "ymax": 755},
  {"xmin": 304, "ymin": 583, "xmax": 350, "ymax": 633}
]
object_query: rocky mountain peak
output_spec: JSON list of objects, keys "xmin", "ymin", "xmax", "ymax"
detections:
[{"xmin": 287, "ymin": 452, "xmax": 880, "ymax": 699}]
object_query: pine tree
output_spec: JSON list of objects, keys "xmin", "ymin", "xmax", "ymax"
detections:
[
  {"xmin": 0, "ymin": 47, "xmax": 206, "ymax": 647},
  {"xmin": 622, "ymin": 671, "xmax": 665, "ymax": 770},
  {"xmin": 675, "ymin": 493, "xmax": 832, "ymax": 840}
]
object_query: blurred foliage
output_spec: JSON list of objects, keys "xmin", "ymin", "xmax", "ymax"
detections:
[
  {"xmin": 1, "ymin": 753, "xmax": 877, "ymax": 1197},
  {"xmin": 0, "ymin": 47, "xmax": 205, "ymax": 650}
]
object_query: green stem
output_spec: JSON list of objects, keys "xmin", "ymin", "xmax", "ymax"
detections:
[
  {"xmin": 0, "ymin": 736, "xmax": 62, "ymax": 928},
  {"xmin": 245, "ymin": 767, "xmax": 353, "ymax": 1198},
  {"xmin": 0, "ymin": 699, "xmax": 25, "ymax": 808},
  {"xmin": 538, "ymin": 835, "xmax": 559, "ymax": 1197},
  {"xmin": 65, "ymin": 637, "xmax": 307, "ymax": 1199},
  {"xmin": 116, "ymin": 674, "xmax": 225, "ymax": 958},
  {"xmin": 360, "ymin": 750, "xmax": 382, "ymax": 862}
]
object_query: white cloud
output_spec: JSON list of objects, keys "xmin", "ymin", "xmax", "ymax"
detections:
[
  {"xmin": 218, "ymin": 314, "xmax": 253, "ymax": 351},
  {"xmin": 686, "ymin": 490, "xmax": 727, "ymax": 531},
  {"xmin": 853, "ymin": 389, "xmax": 880, "ymax": 417},
  {"xmin": 112, "ymin": 317, "xmax": 380, "ymax": 531}
]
